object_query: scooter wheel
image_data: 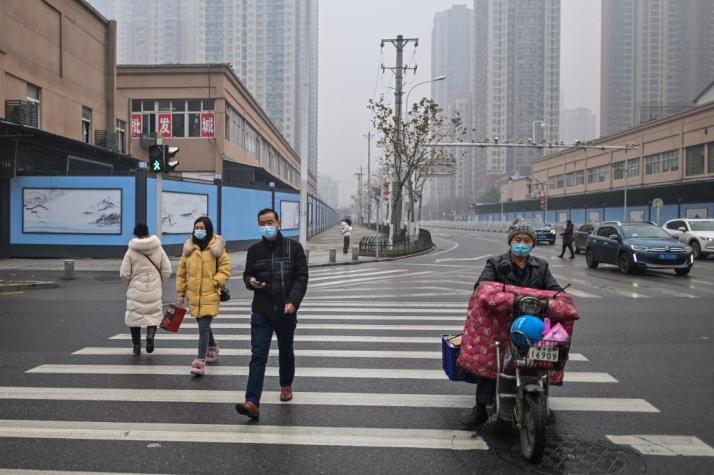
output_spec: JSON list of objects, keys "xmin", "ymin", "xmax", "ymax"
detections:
[{"xmin": 519, "ymin": 392, "xmax": 547, "ymax": 463}]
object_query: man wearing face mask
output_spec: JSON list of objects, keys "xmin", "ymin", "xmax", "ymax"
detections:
[
  {"xmin": 235, "ymin": 208, "xmax": 308, "ymax": 419},
  {"xmin": 463, "ymin": 223, "xmax": 561, "ymax": 428}
]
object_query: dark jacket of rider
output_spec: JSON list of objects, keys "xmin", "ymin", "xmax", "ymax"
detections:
[{"xmin": 476, "ymin": 252, "xmax": 561, "ymax": 291}]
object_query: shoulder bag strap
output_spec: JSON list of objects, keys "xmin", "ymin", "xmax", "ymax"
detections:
[{"xmin": 142, "ymin": 254, "xmax": 163, "ymax": 283}]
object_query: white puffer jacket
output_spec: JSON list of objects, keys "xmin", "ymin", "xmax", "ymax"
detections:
[{"xmin": 119, "ymin": 235, "xmax": 172, "ymax": 327}]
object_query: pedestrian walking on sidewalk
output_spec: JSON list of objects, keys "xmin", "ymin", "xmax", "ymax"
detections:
[
  {"xmin": 340, "ymin": 218, "xmax": 352, "ymax": 254},
  {"xmin": 176, "ymin": 216, "xmax": 231, "ymax": 376},
  {"xmin": 558, "ymin": 220, "xmax": 575, "ymax": 259},
  {"xmin": 119, "ymin": 223, "xmax": 172, "ymax": 356},
  {"xmin": 235, "ymin": 208, "xmax": 308, "ymax": 419}
]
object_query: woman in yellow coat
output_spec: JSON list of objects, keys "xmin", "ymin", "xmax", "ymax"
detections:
[{"xmin": 176, "ymin": 216, "xmax": 231, "ymax": 376}]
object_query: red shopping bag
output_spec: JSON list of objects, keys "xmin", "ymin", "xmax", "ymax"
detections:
[{"xmin": 160, "ymin": 304, "xmax": 186, "ymax": 333}]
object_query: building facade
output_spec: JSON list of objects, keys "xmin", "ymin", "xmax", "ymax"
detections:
[
  {"xmin": 427, "ymin": 4, "xmax": 474, "ymax": 212},
  {"xmin": 471, "ymin": 0, "xmax": 560, "ymax": 195},
  {"xmin": 560, "ymin": 107, "xmax": 598, "ymax": 144},
  {"xmin": 601, "ymin": 0, "xmax": 714, "ymax": 137},
  {"xmin": 90, "ymin": 0, "xmax": 319, "ymax": 184}
]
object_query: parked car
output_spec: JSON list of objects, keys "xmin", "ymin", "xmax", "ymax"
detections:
[
  {"xmin": 523, "ymin": 217, "xmax": 556, "ymax": 245},
  {"xmin": 662, "ymin": 219, "xmax": 714, "ymax": 259},
  {"xmin": 585, "ymin": 221, "xmax": 693, "ymax": 275},
  {"xmin": 573, "ymin": 224, "xmax": 595, "ymax": 253}
]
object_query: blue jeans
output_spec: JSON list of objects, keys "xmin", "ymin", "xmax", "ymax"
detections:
[
  {"xmin": 245, "ymin": 312, "xmax": 297, "ymax": 405},
  {"xmin": 197, "ymin": 316, "xmax": 216, "ymax": 359}
]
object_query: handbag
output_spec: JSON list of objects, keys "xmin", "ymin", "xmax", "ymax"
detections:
[
  {"xmin": 160, "ymin": 303, "xmax": 186, "ymax": 332},
  {"xmin": 215, "ymin": 256, "xmax": 230, "ymax": 302}
]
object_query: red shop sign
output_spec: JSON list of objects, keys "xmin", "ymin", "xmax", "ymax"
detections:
[
  {"xmin": 131, "ymin": 114, "xmax": 142, "ymax": 138},
  {"xmin": 158, "ymin": 113, "xmax": 172, "ymax": 138},
  {"xmin": 200, "ymin": 112, "xmax": 215, "ymax": 138}
]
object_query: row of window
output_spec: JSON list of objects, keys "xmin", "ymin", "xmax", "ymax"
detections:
[
  {"xmin": 225, "ymin": 103, "xmax": 298, "ymax": 188},
  {"xmin": 131, "ymin": 99, "xmax": 214, "ymax": 138}
]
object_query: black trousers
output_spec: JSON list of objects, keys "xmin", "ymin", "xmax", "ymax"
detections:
[
  {"xmin": 560, "ymin": 242, "xmax": 574, "ymax": 257},
  {"xmin": 343, "ymin": 236, "xmax": 350, "ymax": 254},
  {"xmin": 475, "ymin": 376, "xmax": 496, "ymax": 405}
]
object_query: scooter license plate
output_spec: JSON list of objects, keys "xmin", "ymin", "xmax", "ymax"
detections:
[{"xmin": 528, "ymin": 346, "xmax": 559, "ymax": 362}]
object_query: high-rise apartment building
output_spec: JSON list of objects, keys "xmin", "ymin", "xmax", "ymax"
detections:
[
  {"xmin": 90, "ymin": 0, "xmax": 319, "ymax": 182},
  {"xmin": 427, "ymin": 4, "xmax": 473, "ymax": 211},
  {"xmin": 560, "ymin": 107, "xmax": 598, "ymax": 144},
  {"xmin": 471, "ymin": 0, "xmax": 560, "ymax": 196},
  {"xmin": 601, "ymin": 0, "xmax": 714, "ymax": 136}
]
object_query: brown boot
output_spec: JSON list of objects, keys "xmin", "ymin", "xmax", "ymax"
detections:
[
  {"xmin": 235, "ymin": 400, "xmax": 260, "ymax": 419},
  {"xmin": 280, "ymin": 386, "xmax": 293, "ymax": 402}
]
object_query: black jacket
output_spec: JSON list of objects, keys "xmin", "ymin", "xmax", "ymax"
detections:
[
  {"xmin": 476, "ymin": 252, "xmax": 561, "ymax": 291},
  {"xmin": 560, "ymin": 224, "xmax": 574, "ymax": 244},
  {"xmin": 243, "ymin": 232, "xmax": 308, "ymax": 319}
]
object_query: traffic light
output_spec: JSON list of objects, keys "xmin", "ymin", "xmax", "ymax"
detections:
[
  {"xmin": 147, "ymin": 145, "xmax": 180, "ymax": 174},
  {"xmin": 148, "ymin": 145, "xmax": 164, "ymax": 173},
  {"xmin": 540, "ymin": 193, "xmax": 546, "ymax": 210}
]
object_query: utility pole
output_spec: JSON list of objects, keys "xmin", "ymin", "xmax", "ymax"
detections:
[
  {"xmin": 355, "ymin": 166, "xmax": 364, "ymax": 223},
  {"xmin": 156, "ymin": 138, "xmax": 164, "ymax": 237},
  {"xmin": 365, "ymin": 131, "xmax": 371, "ymax": 227},
  {"xmin": 381, "ymin": 35, "xmax": 418, "ymax": 244}
]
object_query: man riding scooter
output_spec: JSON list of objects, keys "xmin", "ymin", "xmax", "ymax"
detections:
[{"xmin": 463, "ymin": 223, "xmax": 562, "ymax": 429}]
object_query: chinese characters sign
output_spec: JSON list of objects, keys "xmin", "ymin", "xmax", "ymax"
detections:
[
  {"xmin": 158, "ymin": 113, "xmax": 172, "ymax": 138},
  {"xmin": 200, "ymin": 112, "xmax": 215, "ymax": 138},
  {"xmin": 131, "ymin": 114, "xmax": 142, "ymax": 138}
]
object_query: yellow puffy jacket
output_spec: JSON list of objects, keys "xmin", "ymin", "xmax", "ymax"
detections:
[{"xmin": 176, "ymin": 235, "xmax": 231, "ymax": 318}]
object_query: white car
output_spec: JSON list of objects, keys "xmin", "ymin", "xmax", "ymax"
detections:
[{"xmin": 663, "ymin": 219, "xmax": 714, "ymax": 259}]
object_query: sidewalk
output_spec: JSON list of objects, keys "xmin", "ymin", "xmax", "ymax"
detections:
[{"xmin": 0, "ymin": 225, "xmax": 389, "ymax": 281}]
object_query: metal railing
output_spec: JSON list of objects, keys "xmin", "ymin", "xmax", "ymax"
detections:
[{"xmin": 359, "ymin": 228, "xmax": 433, "ymax": 258}]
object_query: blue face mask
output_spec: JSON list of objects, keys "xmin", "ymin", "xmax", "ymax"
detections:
[
  {"xmin": 511, "ymin": 242, "xmax": 533, "ymax": 257},
  {"xmin": 260, "ymin": 225, "xmax": 278, "ymax": 240},
  {"xmin": 193, "ymin": 229, "xmax": 207, "ymax": 240}
]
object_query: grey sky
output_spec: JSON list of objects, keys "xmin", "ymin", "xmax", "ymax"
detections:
[{"xmin": 318, "ymin": 0, "xmax": 601, "ymax": 207}]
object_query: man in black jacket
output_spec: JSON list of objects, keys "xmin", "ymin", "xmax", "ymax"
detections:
[
  {"xmin": 464, "ymin": 223, "xmax": 561, "ymax": 428},
  {"xmin": 235, "ymin": 208, "xmax": 308, "ymax": 419}
]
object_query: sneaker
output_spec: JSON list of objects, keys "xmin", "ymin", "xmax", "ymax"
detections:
[
  {"xmin": 280, "ymin": 386, "xmax": 293, "ymax": 402},
  {"xmin": 206, "ymin": 343, "xmax": 219, "ymax": 363},
  {"xmin": 235, "ymin": 400, "xmax": 260, "ymax": 419},
  {"xmin": 190, "ymin": 358, "xmax": 206, "ymax": 376},
  {"xmin": 462, "ymin": 404, "xmax": 489, "ymax": 429}
]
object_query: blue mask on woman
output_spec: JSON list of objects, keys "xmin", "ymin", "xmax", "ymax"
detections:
[
  {"xmin": 511, "ymin": 242, "xmax": 532, "ymax": 257},
  {"xmin": 193, "ymin": 229, "xmax": 207, "ymax": 240},
  {"xmin": 260, "ymin": 225, "xmax": 278, "ymax": 240}
]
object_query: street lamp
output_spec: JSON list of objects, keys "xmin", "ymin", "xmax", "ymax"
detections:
[
  {"xmin": 405, "ymin": 75, "xmax": 447, "ymax": 111},
  {"xmin": 613, "ymin": 161, "xmax": 639, "ymax": 221},
  {"xmin": 532, "ymin": 120, "xmax": 545, "ymax": 143}
]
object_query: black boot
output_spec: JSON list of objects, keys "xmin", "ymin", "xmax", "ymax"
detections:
[
  {"xmin": 462, "ymin": 403, "xmax": 489, "ymax": 429},
  {"xmin": 146, "ymin": 326, "xmax": 157, "ymax": 353},
  {"xmin": 130, "ymin": 327, "xmax": 141, "ymax": 356}
]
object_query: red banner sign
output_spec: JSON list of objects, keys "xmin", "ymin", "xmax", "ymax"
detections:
[
  {"xmin": 131, "ymin": 114, "xmax": 142, "ymax": 138},
  {"xmin": 200, "ymin": 112, "xmax": 215, "ymax": 138},
  {"xmin": 158, "ymin": 113, "xmax": 172, "ymax": 138}
]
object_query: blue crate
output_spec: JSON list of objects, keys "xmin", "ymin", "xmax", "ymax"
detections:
[{"xmin": 441, "ymin": 334, "xmax": 478, "ymax": 384}]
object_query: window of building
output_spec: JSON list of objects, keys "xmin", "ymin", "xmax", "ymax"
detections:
[
  {"xmin": 26, "ymin": 83, "xmax": 41, "ymax": 128},
  {"xmin": 116, "ymin": 119, "xmax": 126, "ymax": 153},
  {"xmin": 566, "ymin": 170, "xmax": 584, "ymax": 187},
  {"xmin": 708, "ymin": 143, "xmax": 714, "ymax": 174},
  {"xmin": 644, "ymin": 150, "xmax": 678, "ymax": 175},
  {"xmin": 587, "ymin": 165, "xmax": 609, "ymax": 184},
  {"xmin": 548, "ymin": 174, "xmax": 563, "ymax": 190},
  {"xmin": 81, "ymin": 106, "xmax": 92, "ymax": 144},
  {"xmin": 613, "ymin": 158, "xmax": 640, "ymax": 180},
  {"xmin": 686, "ymin": 144, "xmax": 705, "ymax": 176},
  {"xmin": 131, "ymin": 99, "xmax": 214, "ymax": 138}
]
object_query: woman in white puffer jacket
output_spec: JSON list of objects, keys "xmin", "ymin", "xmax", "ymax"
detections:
[{"xmin": 120, "ymin": 223, "xmax": 172, "ymax": 356}]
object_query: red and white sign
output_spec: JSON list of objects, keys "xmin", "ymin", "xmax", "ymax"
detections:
[
  {"xmin": 200, "ymin": 112, "xmax": 215, "ymax": 138},
  {"xmin": 158, "ymin": 113, "xmax": 172, "ymax": 138},
  {"xmin": 131, "ymin": 114, "xmax": 142, "ymax": 138}
]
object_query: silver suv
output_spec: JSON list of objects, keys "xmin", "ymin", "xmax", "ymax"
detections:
[{"xmin": 663, "ymin": 219, "xmax": 714, "ymax": 259}]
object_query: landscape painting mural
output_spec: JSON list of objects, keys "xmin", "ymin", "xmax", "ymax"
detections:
[
  {"xmin": 162, "ymin": 191, "xmax": 208, "ymax": 234},
  {"xmin": 23, "ymin": 188, "xmax": 122, "ymax": 234}
]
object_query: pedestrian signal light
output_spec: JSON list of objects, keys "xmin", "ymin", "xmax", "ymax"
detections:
[
  {"xmin": 148, "ymin": 145, "xmax": 164, "ymax": 173},
  {"xmin": 164, "ymin": 146, "xmax": 180, "ymax": 172}
]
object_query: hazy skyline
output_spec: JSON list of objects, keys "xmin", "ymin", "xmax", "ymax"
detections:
[{"xmin": 318, "ymin": 0, "xmax": 601, "ymax": 207}]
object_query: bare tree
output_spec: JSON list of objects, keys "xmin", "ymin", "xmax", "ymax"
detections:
[{"xmin": 368, "ymin": 96, "xmax": 465, "ymax": 239}]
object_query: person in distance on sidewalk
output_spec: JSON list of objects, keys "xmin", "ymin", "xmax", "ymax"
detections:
[
  {"xmin": 120, "ymin": 223, "xmax": 172, "ymax": 356},
  {"xmin": 176, "ymin": 217, "xmax": 231, "ymax": 376},
  {"xmin": 235, "ymin": 208, "xmax": 308, "ymax": 419}
]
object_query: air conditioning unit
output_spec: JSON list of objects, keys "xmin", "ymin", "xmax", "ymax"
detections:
[
  {"xmin": 5, "ymin": 100, "xmax": 38, "ymax": 128},
  {"xmin": 95, "ymin": 130, "xmax": 118, "ymax": 151}
]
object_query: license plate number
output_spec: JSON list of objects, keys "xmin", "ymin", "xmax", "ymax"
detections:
[
  {"xmin": 659, "ymin": 253, "xmax": 676, "ymax": 260},
  {"xmin": 528, "ymin": 346, "xmax": 559, "ymax": 362}
]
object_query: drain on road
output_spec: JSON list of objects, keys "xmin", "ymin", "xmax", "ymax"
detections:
[{"xmin": 495, "ymin": 433, "xmax": 646, "ymax": 475}]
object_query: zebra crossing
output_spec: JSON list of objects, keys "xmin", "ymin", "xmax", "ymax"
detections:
[
  {"xmin": 305, "ymin": 263, "xmax": 714, "ymax": 300},
  {"xmin": 1, "ymin": 296, "xmax": 712, "ymax": 470}
]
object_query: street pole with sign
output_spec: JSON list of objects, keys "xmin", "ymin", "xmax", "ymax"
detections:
[{"xmin": 653, "ymin": 198, "xmax": 664, "ymax": 225}]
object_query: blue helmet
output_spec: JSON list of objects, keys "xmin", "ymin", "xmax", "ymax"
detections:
[{"xmin": 510, "ymin": 315, "xmax": 545, "ymax": 349}]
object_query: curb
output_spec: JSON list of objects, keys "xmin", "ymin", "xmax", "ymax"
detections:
[
  {"xmin": 307, "ymin": 245, "xmax": 436, "ymax": 269},
  {"xmin": 0, "ymin": 281, "xmax": 58, "ymax": 292}
]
